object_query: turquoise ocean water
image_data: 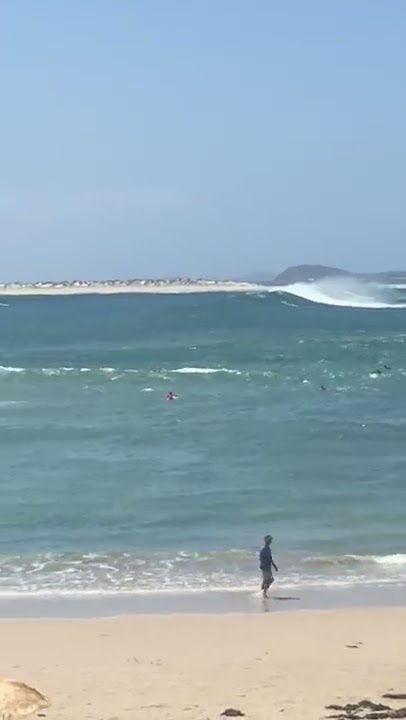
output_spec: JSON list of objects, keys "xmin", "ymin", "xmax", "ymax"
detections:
[{"xmin": 1, "ymin": 279, "xmax": 406, "ymax": 600}]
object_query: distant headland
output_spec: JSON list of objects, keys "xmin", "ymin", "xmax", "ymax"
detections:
[{"xmin": 0, "ymin": 265, "xmax": 405, "ymax": 296}]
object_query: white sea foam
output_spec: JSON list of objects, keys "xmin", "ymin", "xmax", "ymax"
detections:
[
  {"xmin": 0, "ymin": 365, "xmax": 245, "ymax": 377},
  {"xmin": 281, "ymin": 299, "xmax": 299, "ymax": 308},
  {"xmin": 370, "ymin": 554, "xmax": 406, "ymax": 566},
  {"xmin": 172, "ymin": 367, "xmax": 224, "ymax": 374},
  {"xmin": 1, "ymin": 549, "xmax": 406, "ymax": 598},
  {"xmin": 305, "ymin": 553, "xmax": 406, "ymax": 567},
  {"xmin": 0, "ymin": 573, "xmax": 402, "ymax": 598},
  {"xmin": 171, "ymin": 367, "xmax": 241, "ymax": 375},
  {"xmin": 379, "ymin": 283, "xmax": 406, "ymax": 289},
  {"xmin": 270, "ymin": 277, "xmax": 406, "ymax": 309},
  {"xmin": 0, "ymin": 365, "xmax": 24, "ymax": 373}
]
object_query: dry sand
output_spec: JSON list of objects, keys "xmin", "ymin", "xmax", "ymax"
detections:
[{"xmin": 1, "ymin": 608, "xmax": 405, "ymax": 720}]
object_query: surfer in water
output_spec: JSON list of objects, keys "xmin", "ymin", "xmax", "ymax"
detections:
[
  {"xmin": 259, "ymin": 534, "xmax": 278, "ymax": 598},
  {"xmin": 166, "ymin": 391, "xmax": 176, "ymax": 401}
]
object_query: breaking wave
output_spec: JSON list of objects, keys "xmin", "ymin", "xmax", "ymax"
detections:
[
  {"xmin": 0, "ymin": 365, "xmax": 244, "ymax": 377},
  {"xmin": 1, "ymin": 550, "xmax": 406, "ymax": 597},
  {"xmin": 304, "ymin": 553, "xmax": 406, "ymax": 568},
  {"xmin": 172, "ymin": 367, "xmax": 242, "ymax": 375},
  {"xmin": 270, "ymin": 277, "xmax": 406, "ymax": 309}
]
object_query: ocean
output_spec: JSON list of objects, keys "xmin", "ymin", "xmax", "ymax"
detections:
[{"xmin": 1, "ymin": 277, "xmax": 406, "ymax": 604}]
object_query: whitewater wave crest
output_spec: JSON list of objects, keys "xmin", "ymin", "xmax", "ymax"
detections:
[
  {"xmin": 304, "ymin": 553, "xmax": 406, "ymax": 568},
  {"xmin": 0, "ymin": 365, "xmax": 244, "ymax": 377},
  {"xmin": 172, "ymin": 367, "xmax": 242, "ymax": 375},
  {"xmin": 1, "ymin": 549, "xmax": 406, "ymax": 597},
  {"xmin": 269, "ymin": 277, "xmax": 406, "ymax": 309}
]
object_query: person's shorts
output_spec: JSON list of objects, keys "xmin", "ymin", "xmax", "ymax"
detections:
[{"xmin": 261, "ymin": 569, "xmax": 273, "ymax": 584}]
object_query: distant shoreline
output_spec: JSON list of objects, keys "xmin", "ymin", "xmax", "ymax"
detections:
[{"xmin": 0, "ymin": 280, "xmax": 269, "ymax": 296}]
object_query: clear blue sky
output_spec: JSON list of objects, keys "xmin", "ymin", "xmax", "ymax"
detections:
[{"xmin": 1, "ymin": 1, "xmax": 405, "ymax": 280}]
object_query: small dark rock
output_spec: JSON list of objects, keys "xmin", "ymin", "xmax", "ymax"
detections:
[
  {"xmin": 325, "ymin": 699, "xmax": 406, "ymax": 719},
  {"xmin": 221, "ymin": 710, "xmax": 245, "ymax": 717}
]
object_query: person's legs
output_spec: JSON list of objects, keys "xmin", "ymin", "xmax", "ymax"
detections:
[{"xmin": 261, "ymin": 570, "xmax": 273, "ymax": 597}]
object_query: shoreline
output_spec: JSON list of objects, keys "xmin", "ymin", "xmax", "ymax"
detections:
[
  {"xmin": 1, "ymin": 607, "xmax": 405, "ymax": 720},
  {"xmin": 0, "ymin": 583, "xmax": 405, "ymax": 619},
  {"xmin": 0, "ymin": 280, "xmax": 270, "ymax": 296}
]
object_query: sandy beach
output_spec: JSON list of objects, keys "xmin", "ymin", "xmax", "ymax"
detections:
[
  {"xmin": 0, "ymin": 280, "xmax": 269, "ymax": 296},
  {"xmin": 2, "ymin": 608, "xmax": 405, "ymax": 720}
]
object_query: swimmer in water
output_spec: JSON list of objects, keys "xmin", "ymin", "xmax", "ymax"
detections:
[{"xmin": 166, "ymin": 391, "xmax": 176, "ymax": 401}]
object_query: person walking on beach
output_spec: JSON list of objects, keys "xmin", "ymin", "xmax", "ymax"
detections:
[{"xmin": 259, "ymin": 535, "xmax": 278, "ymax": 598}]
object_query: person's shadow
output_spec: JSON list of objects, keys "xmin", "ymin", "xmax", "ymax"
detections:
[{"xmin": 261, "ymin": 596, "xmax": 300, "ymax": 612}]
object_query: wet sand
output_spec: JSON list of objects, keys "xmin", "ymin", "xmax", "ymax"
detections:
[{"xmin": 1, "ymin": 583, "xmax": 406, "ymax": 618}]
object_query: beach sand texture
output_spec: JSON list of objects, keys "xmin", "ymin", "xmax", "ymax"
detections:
[{"xmin": 1, "ymin": 608, "xmax": 405, "ymax": 720}]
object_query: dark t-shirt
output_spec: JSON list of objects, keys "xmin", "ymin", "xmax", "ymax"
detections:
[{"xmin": 259, "ymin": 545, "xmax": 272, "ymax": 571}]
